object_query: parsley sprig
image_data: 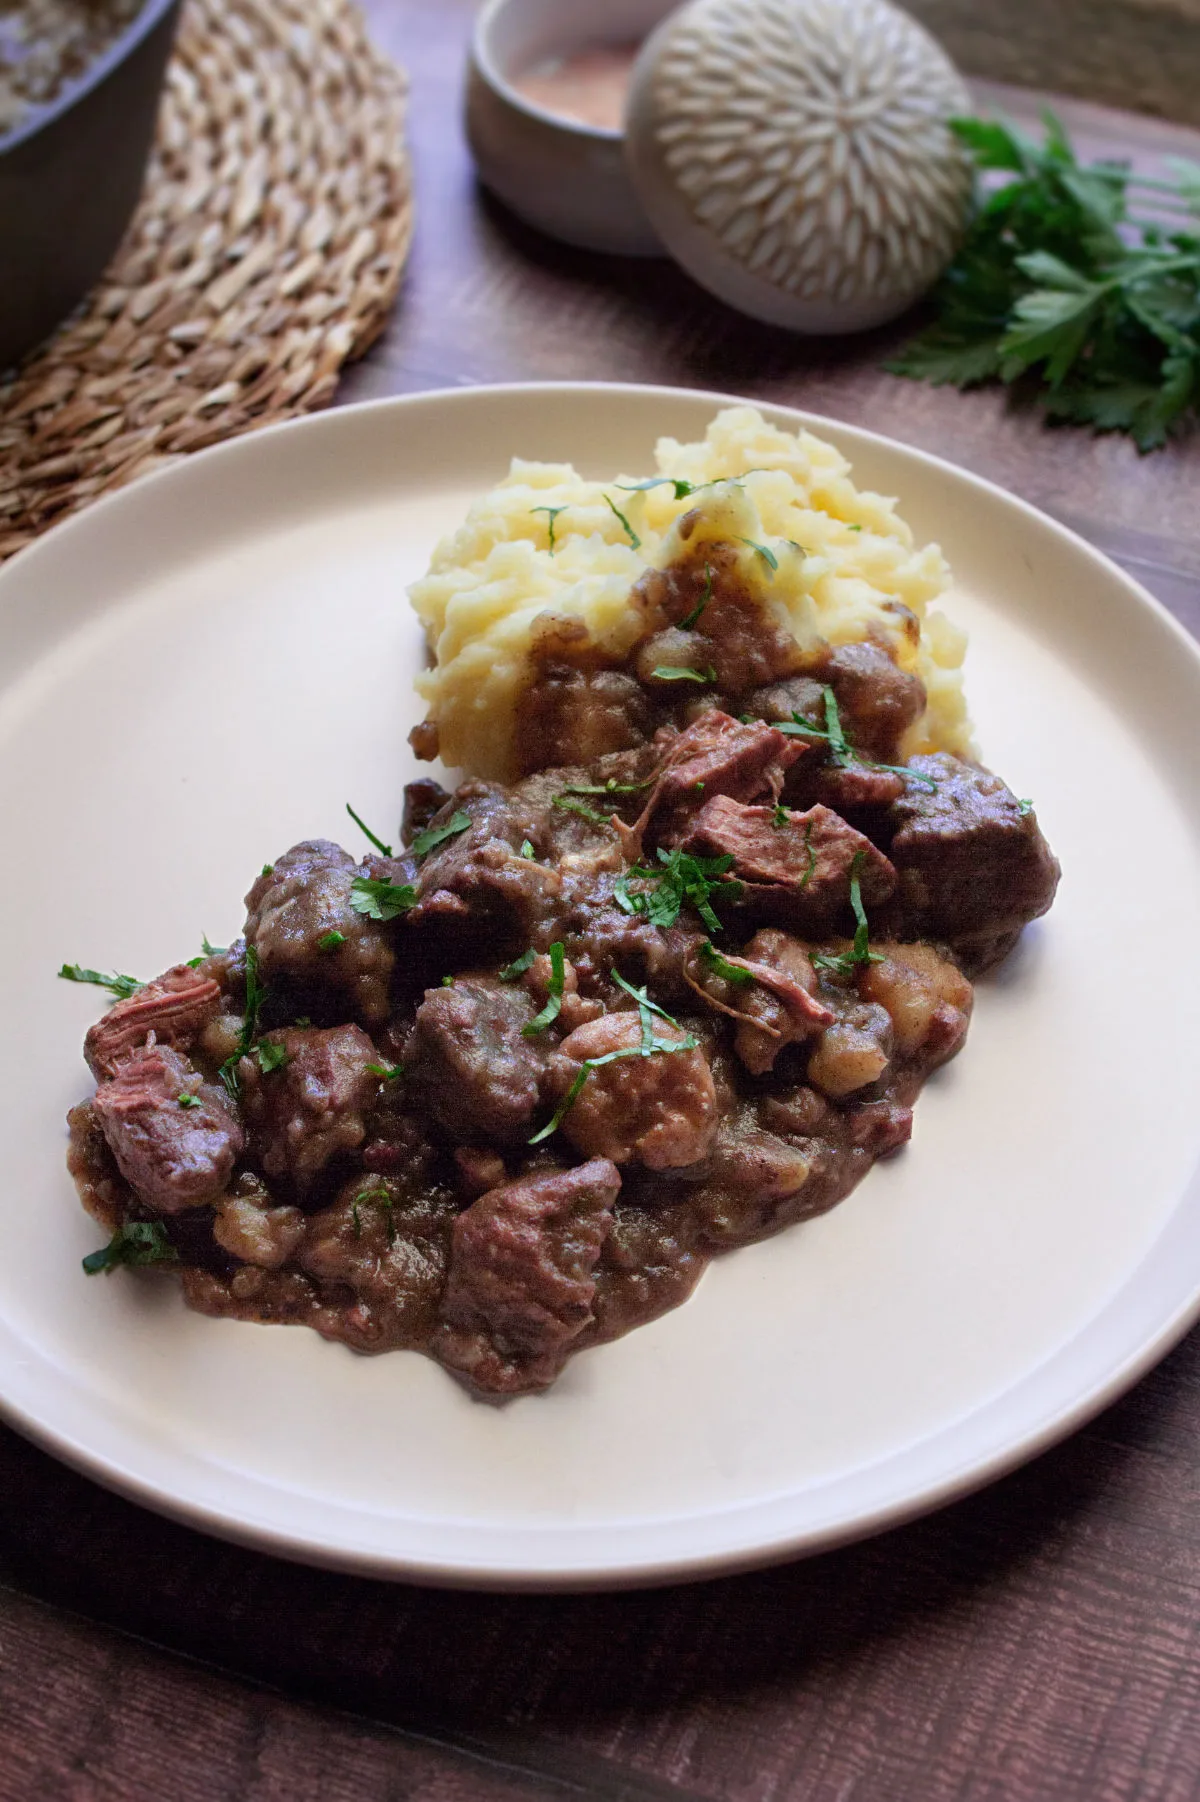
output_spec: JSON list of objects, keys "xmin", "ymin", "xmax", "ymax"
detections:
[
  {"xmin": 59, "ymin": 964, "xmax": 143, "ymax": 1000},
  {"xmin": 889, "ymin": 112, "xmax": 1200, "ymax": 451},
  {"xmin": 346, "ymin": 803, "xmax": 393, "ymax": 857},
  {"xmin": 350, "ymin": 877, "xmax": 417, "ymax": 921},
  {"xmin": 522, "ymin": 942, "xmax": 566, "ymax": 1037},
  {"xmin": 219, "ymin": 944, "xmax": 265, "ymax": 1099},
  {"xmin": 83, "ymin": 1220, "xmax": 178, "ymax": 1275},
  {"xmin": 615, "ymin": 847, "xmax": 744, "ymax": 933},
  {"xmin": 812, "ymin": 856, "xmax": 885, "ymax": 978},
  {"xmin": 410, "ymin": 809, "xmax": 470, "ymax": 859}
]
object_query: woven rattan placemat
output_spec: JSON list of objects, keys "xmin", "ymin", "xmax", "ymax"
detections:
[{"xmin": 0, "ymin": 0, "xmax": 412, "ymax": 563}]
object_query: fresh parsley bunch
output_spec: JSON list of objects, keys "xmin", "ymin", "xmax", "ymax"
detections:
[{"xmin": 888, "ymin": 114, "xmax": 1200, "ymax": 451}]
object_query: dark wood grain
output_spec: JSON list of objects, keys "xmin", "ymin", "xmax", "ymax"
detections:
[{"xmin": 4, "ymin": 4, "xmax": 1200, "ymax": 1799}]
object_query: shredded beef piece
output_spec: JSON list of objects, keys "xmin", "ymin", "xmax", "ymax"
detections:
[
  {"xmin": 649, "ymin": 710, "xmax": 803, "ymax": 844},
  {"xmin": 433, "ymin": 1158, "xmax": 621, "ymax": 1396},
  {"xmin": 551, "ymin": 1013, "xmax": 718, "ymax": 1169},
  {"xmin": 404, "ymin": 975, "xmax": 546, "ymax": 1146},
  {"xmin": 85, "ymin": 967, "xmax": 221, "ymax": 1080},
  {"xmin": 716, "ymin": 929, "xmax": 831, "ymax": 1076},
  {"xmin": 680, "ymin": 796, "xmax": 896, "ymax": 928},
  {"xmin": 240, "ymin": 1024, "xmax": 378, "ymax": 1192},
  {"xmin": 887, "ymin": 755, "xmax": 1061, "ymax": 953},
  {"xmin": 825, "ymin": 641, "xmax": 926, "ymax": 763},
  {"xmin": 245, "ymin": 841, "xmax": 396, "ymax": 1027},
  {"xmin": 91, "ymin": 1043, "xmax": 242, "ymax": 1213}
]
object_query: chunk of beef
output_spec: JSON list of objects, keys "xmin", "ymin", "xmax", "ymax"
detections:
[
  {"xmin": 514, "ymin": 666, "xmax": 650, "ymax": 777},
  {"xmin": 240, "ymin": 1024, "xmax": 378, "ymax": 1191},
  {"xmin": 825, "ymin": 641, "xmax": 926, "ymax": 763},
  {"xmin": 551, "ymin": 1013, "xmax": 718, "ymax": 1169},
  {"xmin": 85, "ymin": 966, "xmax": 222, "ymax": 1080},
  {"xmin": 409, "ymin": 782, "xmax": 556, "ymax": 941},
  {"xmin": 700, "ymin": 928, "xmax": 834, "ymax": 1076},
  {"xmin": 690, "ymin": 1107, "xmax": 817, "ymax": 1247},
  {"xmin": 649, "ymin": 710, "xmax": 803, "ymax": 844},
  {"xmin": 887, "ymin": 755, "xmax": 1061, "ymax": 953},
  {"xmin": 680, "ymin": 796, "xmax": 896, "ymax": 930},
  {"xmin": 555, "ymin": 867, "xmax": 706, "ymax": 1003},
  {"xmin": 245, "ymin": 841, "xmax": 395, "ymax": 1027},
  {"xmin": 742, "ymin": 674, "xmax": 827, "ymax": 730},
  {"xmin": 299, "ymin": 1176, "xmax": 460, "ymax": 1351},
  {"xmin": 401, "ymin": 779, "xmax": 451, "ymax": 845},
  {"xmin": 91, "ymin": 1044, "xmax": 242, "ymax": 1213},
  {"xmin": 433, "ymin": 1158, "xmax": 621, "ymax": 1396},
  {"xmin": 404, "ymin": 975, "xmax": 546, "ymax": 1146}
]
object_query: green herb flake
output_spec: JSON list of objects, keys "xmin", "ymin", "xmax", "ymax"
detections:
[
  {"xmin": 651, "ymin": 665, "xmax": 717, "ymax": 684},
  {"xmin": 698, "ymin": 940, "xmax": 755, "ymax": 985},
  {"xmin": 561, "ymin": 775, "xmax": 655, "ymax": 797},
  {"xmin": 603, "ymin": 494, "xmax": 641, "ymax": 549},
  {"xmin": 616, "ymin": 847, "xmax": 744, "ymax": 934},
  {"xmin": 531, "ymin": 505, "xmax": 568, "ymax": 554},
  {"xmin": 59, "ymin": 964, "xmax": 143, "ymax": 1001},
  {"xmin": 255, "ymin": 1040, "xmax": 289, "ymax": 1074},
  {"xmin": 356, "ymin": 1187, "xmax": 396, "ymax": 1244},
  {"xmin": 680, "ymin": 562, "xmax": 715, "ymax": 630},
  {"xmin": 345, "ymin": 803, "xmax": 393, "ymax": 858},
  {"xmin": 367, "ymin": 1061, "xmax": 404, "ymax": 1081},
  {"xmin": 615, "ymin": 477, "xmax": 697, "ymax": 499},
  {"xmin": 318, "ymin": 930, "xmax": 346, "ymax": 953},
  {"xmin": 522, "ymin": 942, "xmax": 566, "ymax": 1036},
  {"xmin": 813, "ymin": 855, "xmax": 885, "ymax": 978},
  {"xmin": 178, "ymin": 1092, "xmax": 203, "ymax": 1110},
  {"xmin": 737, "ymin": 536, "xmax": 779, "ymax": 572},
  {"xmin": 350, "ymin": 877, "xmax": 418, "ymax": 921},
  {"xmin": 218, "ymin": 944, "xmax": 266, "ymax": 1101},
  {"xmin": 552, "ymin": 795, "xmax": 615, "ymax": 827},
  {"xmin": 410, "ymin": 809, "xmax": 471, "ymax": 859},
  {"xmin": 520, "ymin": 839, "xmax": 537, "ymax": 859},
  {"xmin": 772, "ymin": 803, "xmax": 790, "ymax": 829},
  {"xmin": 261, "ymin": 864, "xmax": 274, "ymax": 878},
  {"xmin": 83, "ymin": 1220, "xmax": 178, "ymax": 1276},
  {"xmin": 499, "ymin": 947, "xmax": 537, "ymax": 982},
  {"xmin": 1018, "ymin": 797, "xmax": 1034, "ymax": 816},
  {"xmin": 847, "ymin": 524, "xmax": 863, "ymax": 533}
]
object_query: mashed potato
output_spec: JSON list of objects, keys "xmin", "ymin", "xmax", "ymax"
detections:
[{"xmin": 408, "ymin": 406, "xmax": 971, "ymax": 780}]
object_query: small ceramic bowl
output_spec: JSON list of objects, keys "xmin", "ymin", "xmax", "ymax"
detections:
[
  {"xmin": 465, "ymin": 0, "xmax": 675, "ymax": 257},
  {"xmin": 0, "ymin": 0, "xmax": 181, "ymax": 372}
]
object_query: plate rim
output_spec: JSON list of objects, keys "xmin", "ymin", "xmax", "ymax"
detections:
[{"xmin": 3, "ymin": 377, "xmax": 1200, "ymax": 1591}]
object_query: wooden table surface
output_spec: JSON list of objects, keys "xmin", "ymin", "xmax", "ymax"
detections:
[{"xmin": 5, "ymin": 5, "xmax": 1200, "ymax": 1798}]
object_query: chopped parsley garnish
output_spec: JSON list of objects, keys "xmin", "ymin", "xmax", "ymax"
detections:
[
  {"xmin": 680, "ymin": 561, "xmax": 714, "ymax": 629},
  {"xmin": 615, "ymin": 847, "xmax": 743, "ymax": 934},
  {"xmin": 531, "ymin": 505, "xmax": 567, "ymax": 554},
  {"xmin": 318, "ymin": 930, "xmax": 346, "ymax": 953},
  {"xmin": 799, "ymin": 817, "xmax": 817, "ymax": 887},
  {"xmin": 520, "ymin": 839, "xmax": 536, "ymax": 859},
  {"xmin": 561, "ymin": 775, "xmax": 655, "ymax": 796},
  {"xmin": 255, "ymin": 1040, "xmax": 289, "ymax": 1074},
  {"xmin": 345, "ymin": 803, "xmax": 393, "ymax": 857},
  {"xmin": 813, "ymin": 856, "xmax": 885, "ymax": 977},
  {"xmin": 59, "ymin": 964, "xmax": 143, "ymax": 1001},
  {"xmin": 737, "ymin": 536, "xmax": 779, "ymax": 572},
  {"xmin": 612, "ymin": 969, "xmax": 688, "ymax": 1042},
  {"xmin": 698, "ymin": 940, "xmax": 755, "ymax": 985},
  {"xmin": 522, "ymin": 942, "xmax": 566, "ymax": 1036},
  {"xmin": 772, "ymin": 803, "xmax": 790, "ymax": 829},
  {"xmin": 353, "ymin": 1187, "xmax": 396, "ymax": 1244},
  {"xmin": 83, "ymin": 1220, "xmax": 178, "ymax": 1276},
  {"xmin": 218, "ymin": 944, "xmax": 265, "ymax": 1100},
  {"xmin": 261, "ymin": 864, "xmax": 274, "ymax": 878},
  {"xmin": 774, "ymin": 688, "xmax": 940, "ymax": 791},
  {"xmin": 651, "ymin": 665, "xmax": 717, "ymax": 684},
  {"xmin": 201, "ymin": 934, "xmax": 224, "ymax": 957},
  {"xmin": 350, "ymin": 877, "xmax": 417, "ymax": 921},
  {"xmin": 603, "ymin": 494, "xmax": 641, "ymax": 549},
  {"xmin": 410, "ymin": 809, "xmax": 471, "ymax": 859},
  {"xmin": 785, "ymin": 540, "xmax": 810, "ymax": 556},
  {"xmin": 442, "ymin": 975, "xmax": 455, "ymax": 987},
  {"xmin": 178, "ymin": 1092, "xmax": 203, "ymax": 1110},
  {"xmin": 367, "ymin": 1061, "xmax": 403, "ymax": 1081},
  {"xmin": 1018, "ymin": 797, "xmax": 1034, "ymax": 816},
  {"xmin": 499, "ymin": 947, "xmax": 537, "ymax": 981},
  {"xmin": 552, "ymin": 796, "xmax": 615, "ymax": 827},
  {"xmin": 615, "ymin": 477, "xmax": 697, "ymax": 499},
  {"xmin": 847, "ymin": 523, "xmax": 863, "ymax": 533}
]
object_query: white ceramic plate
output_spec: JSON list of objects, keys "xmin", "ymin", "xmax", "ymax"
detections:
[{"xmin": 2, "ymin": 383, "xmax": 1199, "ymax": 1591}]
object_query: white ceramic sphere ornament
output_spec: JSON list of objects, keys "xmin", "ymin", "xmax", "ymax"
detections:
[{"xmin": 626, "ymin": 0, "xmax": 973, "ymax": 333}]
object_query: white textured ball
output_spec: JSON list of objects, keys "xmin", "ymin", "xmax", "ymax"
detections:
[{"xmin": 625, "ymin": 0, "xmax": 973, "ymax": 333}]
